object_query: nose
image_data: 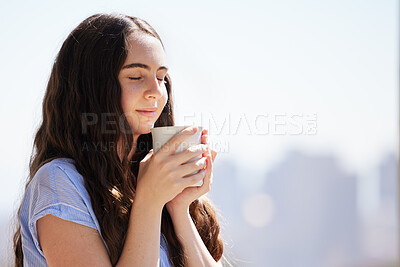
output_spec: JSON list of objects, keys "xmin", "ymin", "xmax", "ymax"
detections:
[{"xmin": 144, "ymin": 77, "xmax": 163, "ymax": 100}]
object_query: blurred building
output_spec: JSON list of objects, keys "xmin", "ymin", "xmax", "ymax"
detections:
[
  {"xmin": 259, "ymin": 150, "xmax": 360, "ymax": 267},
  {"xmin": 208, "ymin": 150, "xmax": 361, "ymax": 266}
]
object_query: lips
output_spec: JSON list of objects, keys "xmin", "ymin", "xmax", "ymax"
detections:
[
  {"xmin": 136, "ymin": 107, "xmax": 157, "ymax": 112},
  {"xmin": 136, "ymin": 107, "xmax": 157, "ymax": 117}
]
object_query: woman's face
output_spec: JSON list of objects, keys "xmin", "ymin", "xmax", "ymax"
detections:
[{"xmin": 118, "ymin": 33, "xmax": 168, "ymax": 139}]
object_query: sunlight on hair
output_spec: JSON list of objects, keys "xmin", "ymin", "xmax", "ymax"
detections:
[{"xmin": 241, "ymin": 193, "xmax": 275, "ymax": 228}]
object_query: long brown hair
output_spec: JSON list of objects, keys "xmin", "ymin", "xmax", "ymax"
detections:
[{"xmin": 13, "ymin": 13, "xmax": 224, "ymax": 266}]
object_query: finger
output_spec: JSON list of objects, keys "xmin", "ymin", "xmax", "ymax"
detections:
[
  {"xmin": 201, "ymin": 135, "xmax": 209, "ymax": 158},
  {"xmin": 201, "ymin": 130, "xmax": 211, "ymax": 158},
  {"xmin": 201, "ymin": 134, "xmax": 208, "ymax": 145},
  {"xmin": 172, "ymin": 144, "xmax": 209, "ymax": 165},
  {"xmin": 201, "ymin": 128, "xmax": 208, "ymax": 142},
  {"xmin": 182, "ymin": 168, "xmax": 206, "ymax": 188},
  {"xmin": 158, "ymin": 126, "xmax": 198, "ymax": 156},
  {"xmin": 178, "ymin": 156, "xmax": 207, "ymax": 177},
  {"xmin": 201, "ymin": 128, "xmax": 208, "ymax": 137},
  {"xmin": 199, "ymin": 155, "xmax": 213, "ymax": 193}
]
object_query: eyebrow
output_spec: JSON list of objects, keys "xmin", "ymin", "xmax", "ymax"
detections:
[{"xmin": 121, "ymin": 63, "xmax": 168, "ymax": 72}]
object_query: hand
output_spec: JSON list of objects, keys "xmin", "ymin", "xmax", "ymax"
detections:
[
  {"xmin": 135, "ymin": 126, "xmax": 210, "ymax": 209},
  {"xmin": 166, "ymin": 128, "xmax": 217, "ymax": 215}
]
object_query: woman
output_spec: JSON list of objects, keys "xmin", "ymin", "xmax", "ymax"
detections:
[{"xmin": 13, "ymin": 13, "xmax": 226, "ymax": 266}]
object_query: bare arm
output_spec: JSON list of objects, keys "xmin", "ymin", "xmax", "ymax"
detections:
[
  {"xmin": 37, "ymin": 215, "xmax": 112, "ymax": 266},
  {"xmin": 168, "ymin": 208, "xmax": 223, "ymax": 267},
  {"xmin": 116, "ymin": 191, "xmax": 164, "ymax": 267},
  {"xmin": 165, "ymin": 128, "xmax": 222, "ymax": 267},
  {"xmin": 37, "ymin": 191, "xmax": 164, "ymax": 267}
]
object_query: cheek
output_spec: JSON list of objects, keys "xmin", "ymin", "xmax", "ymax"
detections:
[{"xmin": 121, "ymin": 87, "xmax": 139, "ymax": 114}]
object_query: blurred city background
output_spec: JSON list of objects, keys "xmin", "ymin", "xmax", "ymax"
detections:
[{"xmin": 0, "ymin": 0, "xmax": 398, "ymax": 266}]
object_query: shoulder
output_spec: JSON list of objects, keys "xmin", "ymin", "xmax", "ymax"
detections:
[
  {"xmin": 28, "ymin": 157, "xmax": 92, "ymax": 205},
  {"xmin": 23, "ymin": 157, "xmax": 96, "ymax": 229},
  {"xmin": 19, "ymin": 158, "xmax": 107, "ymax": 260},
  {"xmin": 32, "ymin": 158, "xmax": 83, "ymax": 189},
  {"xmin": 19, "ymin": 158, "xmax": 108, "ymax": 262}
]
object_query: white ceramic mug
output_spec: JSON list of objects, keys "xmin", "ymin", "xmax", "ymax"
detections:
[{"xmin": 150, "ymin": 126, "xmax": 204, "ymax": 187}]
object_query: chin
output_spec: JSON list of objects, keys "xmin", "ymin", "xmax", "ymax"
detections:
[{"xmin": 135, "ymin": 122, "xmax": 155, "ymax": 135}]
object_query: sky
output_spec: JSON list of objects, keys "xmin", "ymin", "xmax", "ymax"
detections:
[{"xmin": 0, "ymin": 0, "xmax": 398, "ymax": 214}]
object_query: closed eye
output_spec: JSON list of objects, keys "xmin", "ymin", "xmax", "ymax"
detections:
[
  {"xmin": 128, "ymin": 76, "xmax": 166, "ymax": 83},
  {"xmin": 157, "ymin": 77, "xmax": 167, "ymax": 84}
]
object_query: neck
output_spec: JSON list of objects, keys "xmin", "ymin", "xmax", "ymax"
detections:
[
  {"xmin": 118, "ymin": 135, "xmax": 138, "ymax": 162},
  {"xmin": 128, "ymin": 134, "xmax": 139, "ymax": 161}
]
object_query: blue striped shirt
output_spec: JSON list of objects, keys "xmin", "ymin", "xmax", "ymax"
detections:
[{"xmin": 19, "ymin": 158, "xmax": 172, "ymax": 266}]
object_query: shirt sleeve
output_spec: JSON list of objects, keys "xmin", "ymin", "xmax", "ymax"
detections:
[{"xmin": 27, "ymin": 161, "xmax": 97, "ymax": 257}]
